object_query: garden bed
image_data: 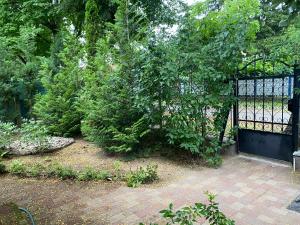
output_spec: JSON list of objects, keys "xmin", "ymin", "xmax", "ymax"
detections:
[{"xmin": 1, "ymin": 139, "xmax": 205, "ymax": 187}]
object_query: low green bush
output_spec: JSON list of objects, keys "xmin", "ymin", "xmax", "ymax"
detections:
[
  {"xmin": 127, "ymin": 165, "xmax": 158, "ymax": 188},
  {"xmin": 48, "ymin": 164, "xmax": 78, "ymax": 180},
  {"xmin": 77, "ymin": 167, "xmax": 111, "ymax": 181},
  {"xmin": 0, "ymin": 162, "xmax": 6, "ymax": 174},
  {"xmin": 26, "ymin": 163, "xmax": 45, "ymax": 177},
  {"xmin": 9, "ymin": 160, "xmax": 27, "ymax": 176},
  {"xmin": 141, "ymin": 192, "xmax": 235, "ymax": 225}
]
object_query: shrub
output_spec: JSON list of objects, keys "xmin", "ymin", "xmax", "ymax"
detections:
[
  {"xmin": 48, "ymin": 164, "xmax": 78, "ymax": 180},
  {"xmin": 80, "ymin": 74, "xmax": 150, "ymax": 153},
  {"xmin": 9, "ymin": 160, "xmax": 27, "ymax": 176},
  {"xmin": 0, "ymin": 162, "xmax": 6, "ymax": 174},
  {"xmin": 79, "ymin": 38, "xmax": 150, "ymax": 154},
  {"xmin": 26, "ymin": 163, "xmax": 45, "ymax": 177},
  {"xmin": 77, "ymin": 167, "xmax": 110, "ymax": 181},
  {"xmin": 34, "ymin": 34, "xmax": 83, "ymax": 137},
  {"xmin": 141, "ymin": 192, "xmax": 235, "ymax": 225},
  {"xmin": 127, "ymin": 165, "xmax": 158, "ymax": 188}
]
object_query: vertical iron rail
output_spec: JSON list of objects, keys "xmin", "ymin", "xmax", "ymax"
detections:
[
  {"xmin": 271, "ymin": 77, "xmax": 274, "ymax": 132},
  {"xmin": 233, "ymin": 76, "xmax": 239, "ymax": 153},
  {"xmin": 262, "ymin": 78, "xmax": 265, "ymax": 130},
  {"xmin": 282, "ymin": 77, "xmax": 284, "ymax": 132},
  {"xmin": 245, "ymin": 79, "xmax": 248, "ymax": 128},
  {"xmin": 254, "ymin": 61, "xmax": 256, "ymax": 130},
  {"xmin": 254, "ymin": 78, "xmax": 256, "ymax": 130},
  {"xmin": 292, "ymin": 64, "xmax": 300, "ymax": 152}
]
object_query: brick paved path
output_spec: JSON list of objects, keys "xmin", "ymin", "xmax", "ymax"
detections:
[{"xmin": 1, "ymin": 155, "xmax": 300, "ymax": 225}]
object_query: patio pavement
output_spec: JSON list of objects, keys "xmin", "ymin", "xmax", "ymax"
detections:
[{"xmin": 1, "ymin": 154, "xmax": 300, "ymax": 225}]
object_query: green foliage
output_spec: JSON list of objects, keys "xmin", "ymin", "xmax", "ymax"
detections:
[
  {"xmin": 1, "ymin": 0, "xmax": 299, "ymax": 167},
  {"xmin": 79, "ymin": 4, "xmax": 151, "ymax": 153},
  {"xmin": 26, "ymin": 163, "xmax": 45, "ymax": 177},
  {"xmin": 77, "ymin": 167, "xmax": 110, "ymax": 181},
  {"xmin": 0, "ymin": 26, "xmax": 41, "ymax": 123},
  {"xmin": 7, "ymin": 161, "xmax": 114, "ymax": 181},
  {"xmin": 126, "ymin": 164, "xmax": 158, "ymax": 187},
  {"xmin": 0, "ymin": 119, "xmax": 50, "ymax": 153},
  {"xmin": 0, "ymin": 150, "xmax": 9, "ymax": 159},
  {"xmin": 141, "ymin": 192, "xmax": 234, "ymax": 225},
  {"xmin": 0, "ymin": 162, "xmax": 6, "ymax": 174},
  {"xmin": 34, "ymin": 33, "xmax": 83, "ymax": 137},
  {"xmin": 6, "ymin": 161, "xmax": 128, "ymax": 183},
  {"xmin": 113, "ymin": 160, "xmax": 123, "ymax": 179},
  {"xmin": 19, "ymin": 119, "xmax": 49, "ymax": 150},
  {"xmin": 48, "ymin": 163, "xmax": 78, "ymax": 180},
  {"xmin": 85, "ymin": 0, "xmax": 102, "ymax": 58},
  {"xmin": 80, "ymin": 71, "xmax": 150, "ymax": 153},
  {"xmin": 9, "ymin": 160, "xmax": 27, "ymax": 176},
  {"xmin": 0, "ymin": 121, "xmax": 16, "ymax": 150},
  {"xmin": 131, "ymin": 0, "xmax": 260, "ymax": 165}
]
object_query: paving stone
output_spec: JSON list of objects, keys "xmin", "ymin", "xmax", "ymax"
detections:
[{"xmin": 258, "ymin": 214, "xmax": 275, "ymax": 224}]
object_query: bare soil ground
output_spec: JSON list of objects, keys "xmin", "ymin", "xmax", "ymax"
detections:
[
  {"xmin": 2, "ymin": 139, "xmax": 204, "ymax": 186},
  {"xmin": 0, "ymin": 139, "xmax": 205, "ymax": 224}
]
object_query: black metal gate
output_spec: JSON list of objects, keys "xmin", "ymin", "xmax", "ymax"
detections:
[{"xmin": 233, "ymin": 59, "xmax": 300, "ymax": 162}]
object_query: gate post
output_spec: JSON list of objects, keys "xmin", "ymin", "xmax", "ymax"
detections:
[{"xmin": 292, "ymin": 63, "xmax": 300, "ymax": 152}]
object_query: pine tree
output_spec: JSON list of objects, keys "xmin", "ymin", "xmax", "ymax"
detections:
[{"xmin": 34, "ymin": 33, "xmax": 83, "ymax": 137}]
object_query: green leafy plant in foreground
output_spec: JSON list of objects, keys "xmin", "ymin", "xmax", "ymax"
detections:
[
  {"xmin": 127, "ymin": 165, "xmax": 158, "ymax": 188},
  {"xmin": 140, "ymin": 192, "xmax": 235, "ymax": 225}
]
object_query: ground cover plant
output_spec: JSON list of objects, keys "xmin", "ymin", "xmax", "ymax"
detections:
[
  {"xmin": 126, "ymin": 165, "xmax": 159, "ymax": 187},
  {"xmin": 5, "ymin": 159, "xmax": 158, "ymax": 187}
]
